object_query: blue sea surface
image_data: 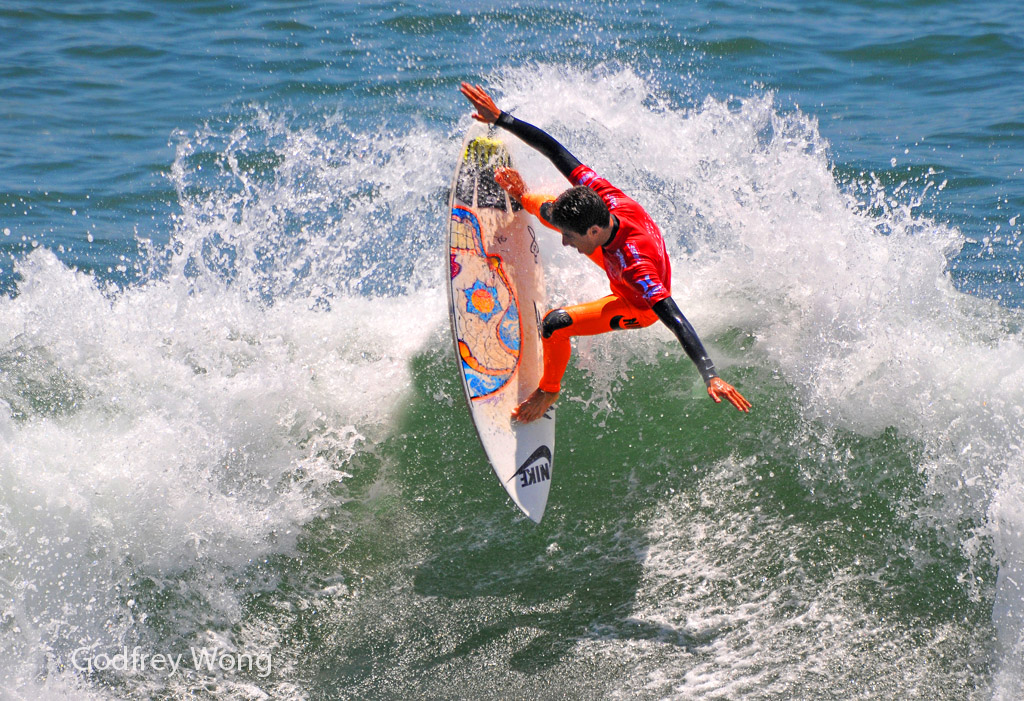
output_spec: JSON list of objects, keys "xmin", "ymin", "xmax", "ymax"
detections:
[{"xmin": 1, "ymin": 2, "xmax": 1022, "ymax": 699}]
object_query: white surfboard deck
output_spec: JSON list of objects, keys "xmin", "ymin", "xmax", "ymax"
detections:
[{"xmin": 446, "ymin": 123, "xmax": 555, "ymax": 523}]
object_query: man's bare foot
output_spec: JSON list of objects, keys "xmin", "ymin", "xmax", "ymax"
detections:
[{"xmin": 511, "ymin": 388, "xmax": 558, "ymax": 424}]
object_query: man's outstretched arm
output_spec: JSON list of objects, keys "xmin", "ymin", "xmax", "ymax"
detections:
[
  {"xmin": 652, "ymin": 297, "xmax": 751, "ymax": 412},
  {"xmin": 460, "ymin": 82, "xmax": 582, "ymax": 180}
]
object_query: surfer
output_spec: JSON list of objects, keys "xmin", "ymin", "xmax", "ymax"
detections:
[{"xmin": 459, "ymin": 82, "xmax": 752, "ymax": 423}]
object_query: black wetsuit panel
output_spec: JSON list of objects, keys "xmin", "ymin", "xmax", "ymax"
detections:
[
  {"xmin": 495, "ymin": 112, "xmax": 582, "ymax": 180},
  {"xmin": 652, "ymin": 298, "xmax": 719, "ymax": 384}
]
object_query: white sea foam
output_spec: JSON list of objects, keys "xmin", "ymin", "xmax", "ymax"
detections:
[
  {"xmin": 602, "ymin": 461, "xmax": 992, "ymax": 698},
  {"xmin": 0, "ymin": 114, "xmax": 446, "ymax": 695}
]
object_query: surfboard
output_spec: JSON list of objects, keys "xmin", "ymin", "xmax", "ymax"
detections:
[{"xmin": 446, "ymin": 123, "xmax": 555, "ymax": 523}]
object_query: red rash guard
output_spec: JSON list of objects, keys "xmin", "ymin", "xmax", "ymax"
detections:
[
  {"xmin": 569, "ymin": 165, "xmax": 672, "ymax": 309},
  {"xmin": 524, "ymin": 165, "xmax": 672, "ymax": 310}
]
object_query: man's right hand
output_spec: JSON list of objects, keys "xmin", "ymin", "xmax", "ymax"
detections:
[
  {"xmin": 459, "ymin": 82, "xmax": 501, "ymax": 123},
  {"xmin": 494, "ymin": 167, "xmax": 526, "ymax": 201}
]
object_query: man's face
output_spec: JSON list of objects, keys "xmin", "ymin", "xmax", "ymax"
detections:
[{"xmin": 559, "ymin": 225, "xmax": 602, "ymax": 256}]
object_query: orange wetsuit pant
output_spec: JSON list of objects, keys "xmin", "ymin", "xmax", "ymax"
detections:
[{"xmin": 539, "ymin": 295, "xmax": 659, "ymax": 393}]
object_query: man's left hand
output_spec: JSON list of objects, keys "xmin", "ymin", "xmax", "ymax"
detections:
[{"xmin": 707, "ymin": 377, "xmax": 751, "ymax": 412}]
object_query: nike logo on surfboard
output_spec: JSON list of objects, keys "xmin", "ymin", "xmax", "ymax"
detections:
[{"xmin": 507, "ymin": 445, "xmax": 552, "ymax": 487}]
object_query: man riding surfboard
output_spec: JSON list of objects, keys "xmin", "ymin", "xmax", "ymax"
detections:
[{"xmin": 459, "ymin": 82, "xmax": 751, "ymax": 422}]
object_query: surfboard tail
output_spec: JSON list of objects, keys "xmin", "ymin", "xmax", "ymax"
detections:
[{"xmin": 503, "ymin": 426, "xmax": 555, "ymax": 523}]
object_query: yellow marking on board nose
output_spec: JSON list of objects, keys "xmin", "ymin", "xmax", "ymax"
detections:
[{"xmin": 464, "ymin": 136, "xmax": 511, "ymax": 169}]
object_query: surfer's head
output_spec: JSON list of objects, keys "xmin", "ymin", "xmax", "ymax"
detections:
[
  {"xmin": 544, "ymin": 187, "xmax": 613, "ymax": 256},
  {"xmin": 546, "ymin": 186, "xmax": 609, "ymax": 237}
]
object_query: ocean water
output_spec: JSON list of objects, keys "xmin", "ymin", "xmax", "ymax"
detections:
[{"xmin": 1, "ymin": 1, "xmax": 1023, "ymax": 699}]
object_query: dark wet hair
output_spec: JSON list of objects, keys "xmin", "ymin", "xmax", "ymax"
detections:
[{"xmin": 548, "ymin": 186, "xmax": 609, "ymax": 235}]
